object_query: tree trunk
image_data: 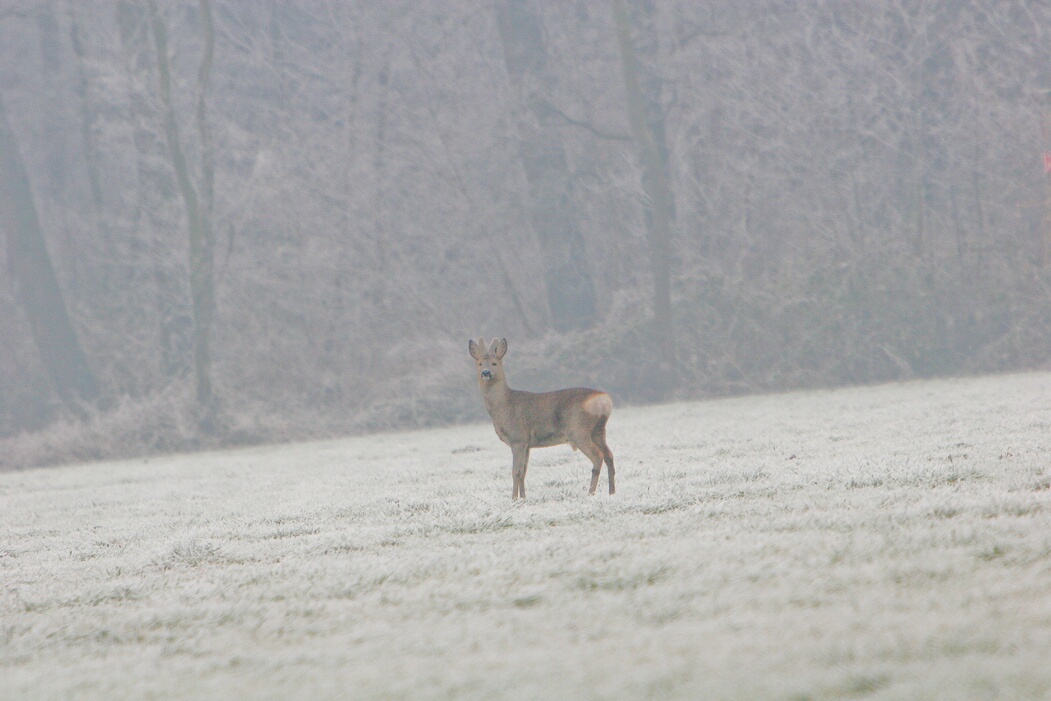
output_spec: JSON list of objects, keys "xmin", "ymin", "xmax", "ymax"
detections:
[
  {"xmin": 66, "ymin": 0, "xmax": 106, "ymax": 217},
  {"xmin": 1039, "ymin": 88, "xmax": 1051, "ymax": 267},
  {"xmin": 611, "ymin": 0, "xmax": 676, "ymax": 357},
  {"xmin": 0, "ymin": 95, "xmax": 99, "ymax": 404},
  {"xmin": 147, "ymin": 0, "xmax": 216, "ymax": 408},
  {"xmin": 117, "ymin": 0, "xmax": 191, "ymax": 384},
  {"xmin": 497, "ymin": 0, "xmax": 597, "ymax": 332}
]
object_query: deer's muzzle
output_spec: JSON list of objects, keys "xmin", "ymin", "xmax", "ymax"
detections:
[{"xmin": 481, "ymin": 369, "xmax": 492, "ymax": 381}]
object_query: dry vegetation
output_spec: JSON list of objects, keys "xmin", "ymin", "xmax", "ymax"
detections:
[{"xmin": 3, "ymin": 372, "xmax": 1050, "ymax": 700}]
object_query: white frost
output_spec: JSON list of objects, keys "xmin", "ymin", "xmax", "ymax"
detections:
[{"xmin": 2, "ymin": 373, "xmax": 1050, "ymax": 699}]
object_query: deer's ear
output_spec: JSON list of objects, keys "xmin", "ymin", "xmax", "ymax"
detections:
[
  {"xmin": 469, "ymin": 338, "xmax": 484, "ymax": 359},
  {"xmin": 495, "ymin": 338, "xmax": 507, "ymax": 359}
]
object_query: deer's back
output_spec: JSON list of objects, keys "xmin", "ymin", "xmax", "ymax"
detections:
[{"xmin": 504, "ymin": 387, "xmax": 611, "ymax": 448}]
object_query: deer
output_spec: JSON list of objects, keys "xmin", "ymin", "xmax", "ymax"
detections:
[{"xmin": 469, "ymin": 337, "xmax": 615, "ymax": 499}]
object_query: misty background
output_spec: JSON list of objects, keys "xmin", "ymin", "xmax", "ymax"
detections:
[{"xmin": 1, "ymin": 1, "xmax": 1050, "ymax": 468}]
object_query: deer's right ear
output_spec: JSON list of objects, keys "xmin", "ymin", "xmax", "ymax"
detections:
[
  {"xmin": 495, "ymin": 338, "xmax": 507, "ymax": 359},
  {"xmin": 469, "ymin": 338, "xmax": 483, "ymax": 359}
]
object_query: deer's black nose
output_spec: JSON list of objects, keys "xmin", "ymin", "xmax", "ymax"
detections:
[{"xmin": 481, "ymin": 369, "xmax": 492, "ymax": 380}]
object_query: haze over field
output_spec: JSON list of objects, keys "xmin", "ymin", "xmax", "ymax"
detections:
[{"xmin": 3, "ymin": 373, "xmax": 1050, "ymax": 700}]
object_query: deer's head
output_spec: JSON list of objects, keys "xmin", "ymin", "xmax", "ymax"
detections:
[{"xmin": 469, "ymin": 337, "xmax": 507, "ymax": 386}]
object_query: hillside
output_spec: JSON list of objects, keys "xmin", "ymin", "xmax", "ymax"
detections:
[{"xmin": 2, "ymin": 372, "xmax": 1051, "ymax": 700}]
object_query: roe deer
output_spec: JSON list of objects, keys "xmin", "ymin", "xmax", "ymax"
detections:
[{"xmin": 469, "ymin": 337, "xmax": 615, "ymax": 499}]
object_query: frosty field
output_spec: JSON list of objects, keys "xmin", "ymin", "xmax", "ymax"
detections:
[{"xmin": 2, "ymin": 373, "xmax": 1051, "ymax": 700}]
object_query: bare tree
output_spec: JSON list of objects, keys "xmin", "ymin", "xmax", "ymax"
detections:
[
  {"xmin": 146, "ymin": 0, "xmax": 216, "ymax": 411},
  {"xmin": 496, "ymin": 0, "xmax": 598, "ymax": 332},
  {"xmin": 0, "ymin": 94, "xmax": 99, "ymax": 405},
  {"xmin": 611, "ymin": 0, "xmax": 676, "ymax": 357},
  {"xmin": 64, "ymin": 0, "xmax": 105, "ymax": 221}
]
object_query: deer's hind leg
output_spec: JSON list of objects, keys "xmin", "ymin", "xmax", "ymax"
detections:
[
  {"xmin": 578, "ymin": 438, "xmax": 606, "ymax": 495},
  {"xmin": 593, "ymin": 427, "xmax": 615, "ymax": 495}
]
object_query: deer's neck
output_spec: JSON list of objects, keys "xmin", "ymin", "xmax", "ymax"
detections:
[{"xmin": 480, "ymin": 378, "xmax": 512, "ymax": 417}]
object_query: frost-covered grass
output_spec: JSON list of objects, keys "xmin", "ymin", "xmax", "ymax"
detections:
[{"xmin": 3, "ymin": 373, "xmax": 1051, "ymax": 700}]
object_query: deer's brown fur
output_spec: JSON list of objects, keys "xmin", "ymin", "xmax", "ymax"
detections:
[{"xmin": 469, "ymin": 337, "xmax": 615, "ymax": 499}]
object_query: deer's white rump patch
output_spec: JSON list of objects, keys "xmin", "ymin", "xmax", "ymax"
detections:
[{"xmin": 583, "ymin": 392, "xmax": 613, "ymax": 417}]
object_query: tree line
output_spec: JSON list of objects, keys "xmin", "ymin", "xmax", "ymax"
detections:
[{"xmin": 1, "ymin": 1, "xmax": 1049, "ymax": 466}]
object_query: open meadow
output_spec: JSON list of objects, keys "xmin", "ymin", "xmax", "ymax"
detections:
[{"xmin": 2, "ymin": 373, "xmax": 1051, "ymax": 700}]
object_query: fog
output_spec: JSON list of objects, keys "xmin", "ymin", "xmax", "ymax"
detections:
[{"xmin": 1, "ymin": 1, "xmax": 1049, "ymax": 467}]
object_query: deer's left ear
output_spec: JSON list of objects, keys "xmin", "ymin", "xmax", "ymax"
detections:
[
  {"xmin": 469, "ymin": 338, "xmax": 484, "ymax": 359},
  {"xmin": 494, "ymin": 338, "xmax": 507, "ymax": 359}
]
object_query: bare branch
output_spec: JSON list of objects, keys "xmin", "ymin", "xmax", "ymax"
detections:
[{"xmin": 539, "ymin": 98, "xmax": 632, "ymax": 142}]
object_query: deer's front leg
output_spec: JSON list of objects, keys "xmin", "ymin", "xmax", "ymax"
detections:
[{"xmin": 511, "ymin": 444, "xmax": 530, "ymax": 500}]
